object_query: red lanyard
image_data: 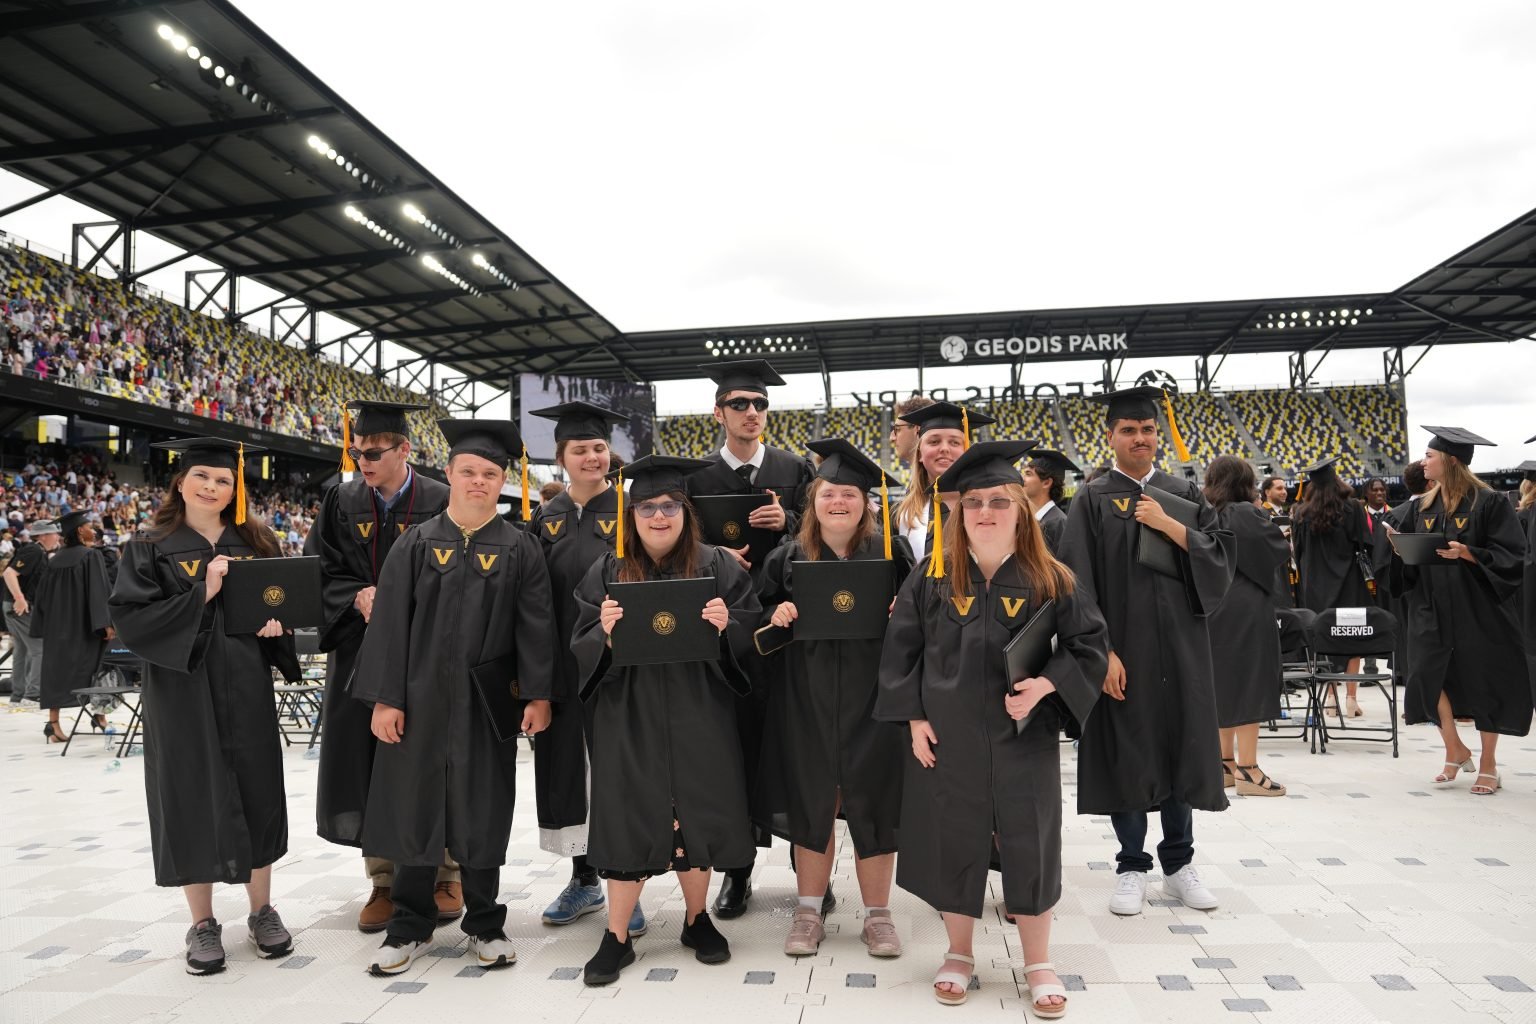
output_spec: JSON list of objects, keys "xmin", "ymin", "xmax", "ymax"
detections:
[{"xmin": 369, "ymin": 481, "xmax": 416, "ymax": 582}]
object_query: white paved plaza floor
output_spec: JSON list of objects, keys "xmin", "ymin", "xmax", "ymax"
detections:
[{"xmin": 3, "ymin": 695, "xmax": 1536, "ymax": 1024}]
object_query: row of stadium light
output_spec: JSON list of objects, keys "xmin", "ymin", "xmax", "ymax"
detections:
[
  {"xmin": 704, "ymin": 335, "xmax": 805, "ymax": 357},
  {"xmin": 401, "ymin": 203, "xmax": 463, "ymax": 248},
  {"xmin": 343, "ymin": 206, "xmax": 414, "ymax": 254},
  {"xmin": 420, "ymin": 255, "xmax": 484, "ymax": 297},
  {"xmin": 304, "ymin": 134, "xmax": 388, "ymax": 193},
  {"xmin": 1253, "ymin": 307, "xmax": 1374, "ymax": 330},
  {"xmin": 155, "ymin": 24, "xmax": 281, "ymax": 117}
]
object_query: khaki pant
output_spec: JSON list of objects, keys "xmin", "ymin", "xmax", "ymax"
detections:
[{"xmin": 366, "ymin": 851, "xmax": 459, "ymax": 888}]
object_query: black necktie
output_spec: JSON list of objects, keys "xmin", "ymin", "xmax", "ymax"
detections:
[{"xmin": 735, "ymin": 464, "xmax": 755, "ymax": 486}]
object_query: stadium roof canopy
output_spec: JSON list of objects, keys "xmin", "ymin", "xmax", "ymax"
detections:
[{"xmin": 1, "ymin": 0, "xmax": 1534, "ymax": 394}]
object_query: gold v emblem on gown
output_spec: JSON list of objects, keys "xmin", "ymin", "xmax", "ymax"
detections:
[
  {"xmin": 544, "ymin": 520, "xmax": 564, "ymax": 537},
  {"xmin": 476, "ymin": 552, "xmax": 499, "ymax": 571},
  {"xmin": 1454, "ymin": 517, "xmax": 1468, "ymax": 530},
  {"xmin": 597, "ymin": 518, "xmax": 618, "ymax": 535},
  {"xmin": 356, "ymin": 522, "xmax": 373, "ymax": 538},
  {"xmin": 178, "ymin": 559, "xmax": 201, "ymax": 577},
  {"xmin": 1112, "ymin": 497, "xmax": 1131, "ymax": 512},
  {"xmin": 1001, "ymin": 596, "xmax": 1027, "ymax": 618},
  {"xmin": 433, "ymin": 547, "xmax": 454, "ymax": 565},
  {"xmin": 1423, "ymin": 517, "xmax": 1435, "ymax": 531},
  {"xmin": 950, "ymin": 595, "xmax": 976, "ymax": 616}
]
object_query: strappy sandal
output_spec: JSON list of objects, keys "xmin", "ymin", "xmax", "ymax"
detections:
[
  {"xmin": 1022, "ymin": 961, "xmax": 1068, "ymax": 1019},
  {"xmin": 1221, "ymin": 758, "xmax": 1236, "ymax": 789},
  {"xmin": 933, "ymin": 951, "xmax": 974, "ymax": 1006},
  {"xmin": 1471, "ymin": 771, "xmax": 1500, "ymax": 796},
  {"xmin": 1434, "ymin": 757, "xmax": 1474, "ymax": 785},
  {"xmin": 1235, "ymin": 764, "xmax": 1286, "ymax": 797}
]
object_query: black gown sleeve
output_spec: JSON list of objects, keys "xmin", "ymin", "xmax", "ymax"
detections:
[
  {"xmin": 512, "ymin": 532, "xmax": 557, "ymax": 702},
  {"xmin": 1181, "ymin": 489, "xmax": 1236, "ymax": 617},
  {"xmin": 874, "ymin": 568, "xmax": 930, "ymax": 722},
  {"xmin": 1226, "ymin": 503, "xmax": 1291, "ymax": 595},
  {"xmin": 572, "ymin": 554, "xmax": 619, "ymax": 702},
  {"xmin": 707, "ymin": 546, "xmax": 762, "ymax": 697},
  {"xmin": 1467, "ymin": 495, "xmax": 1527, "ymax": 602},
  {"xmin": 85, "ymin": 548, "xmax": 112, "ymax": 635},
  {"xmin": 313, "ymin": 487, "xmax": 369, "ymax": 653},
  {"xmin": 107, "ymin": 540, "xmax": 210, "ymax": 673},
  {"xmin": 1041, "ymin": 583, "xmax": 1110, "ymax": 729},
  {"xmin": 350, "ymin": 531, "xmax": 420, "ymax": 710}
]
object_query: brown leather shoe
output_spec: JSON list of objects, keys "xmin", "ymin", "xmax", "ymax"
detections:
[
  {"xmin": 435, "ymin": 880, "xmax": 464, "ymax": 921},
  {"xmin": 358, "ymin": 886, "xmax": 393, "ymax": 933}
]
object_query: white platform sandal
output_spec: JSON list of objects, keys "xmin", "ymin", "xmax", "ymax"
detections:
[
  {"xmin": 1022, "ymin": 961, "xmax": 1068, "ymax": 1019},
  {"xmin": 933, "ymin": 951, "xmax": 975, "ymax": 1006}
]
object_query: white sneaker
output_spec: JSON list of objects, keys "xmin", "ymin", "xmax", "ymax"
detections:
[
  {"xmin": 1163, "ymin": 864, "xmax": 1218, "ymax": 910},
  {"xmin": 1108, "ymin": 871, "xmax": 1147, "ymax": 915},
  {"xmin": 467, "ymin": 930, "xmax": 517, "ymax": 970},
  {"xmin": 368, "ymin": 937, "xmax": 429, "ymax": 976}
]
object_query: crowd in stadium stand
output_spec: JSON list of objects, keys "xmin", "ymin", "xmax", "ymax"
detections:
[{"xmin": 0, "ymin": 242, "xmax": 452, "ymax": 465}]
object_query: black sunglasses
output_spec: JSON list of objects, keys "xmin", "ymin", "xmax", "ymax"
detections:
[
  {"xmin": 347, "ymin": 442, "xmax": 403, "ymax": 463},
  {"xmin": 719, "ymin": 397, "xmax": 769, "ymax": 413}
]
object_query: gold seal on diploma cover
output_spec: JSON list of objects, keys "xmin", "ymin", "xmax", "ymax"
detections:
[
  {"xmin": 832, "ymin": 589, "xmax": 856, "ymax": 613},
  {"xmin": 652, "ymin": 611, "xmax": 677, "ymax": 636},
  {"xmin": 722, "ymin": 520, "xmax": 742, "ymax": 541},
  {"xmin": 262, "ymin": 585, "xmax": 286, "ymax": 607}
]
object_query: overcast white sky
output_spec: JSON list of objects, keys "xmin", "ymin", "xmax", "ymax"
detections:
[{"xmin": 3, "ymin": 1, "xmax": 1534, "ymax": 466}]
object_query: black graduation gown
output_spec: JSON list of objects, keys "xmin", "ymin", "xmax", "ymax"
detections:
[
  {"xmin": 352, "ymin": 513, "xmax": 556, "ymax": 868},
  {"xmin": 1522, "ymin": 504, "xmax": 1536, "ymax": 693},
  {"xmin": 571, "ymin": 546, "xmax": 761, "ymax": 875},
  {"xmin": 687, "ymin": 446, "xmax": 815, "ymax": 848},
  {"xmin": 1293, "ymin": 501, "xmax": 1372, "ymax": 613},
  {"xmin": 874, "ymin": 556, "xmax": 1108, "ymax": 916},
  {"xmin": 1208, "ymin": 503, "xmax": 1289, "ymax": 727},
  {"xmin": 754, "ymin": 535, "xmax": 913, "ymax": 857},
  {"xmin": 29, "ymin": 544, "xmax": 110, "ymax": 709},
  {"xmin": 1059, "ymin": 469, "xmax": 1234, "ymax": 815},
  {"xmin": 1388, "ymin": 491, "xmax": 1532, "ymax": 736},
  {"xmin": 108, "ymin": 527, "xmax": 301, "ymax": 887},
  {"xmin": 308, "ymin": 472, "xmax": 449, "ymax": 848},
  {"xmin": 1039, "ymin": 503, "xmax": 1068, "ymax": 556},
  {"xmin": 527, "ymin": 485, "xmax": 620, "ymax": 855}
]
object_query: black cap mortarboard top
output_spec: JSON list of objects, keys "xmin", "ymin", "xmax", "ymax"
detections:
[
  {"xmin": 700, "ymin": 359, "xmax": 787, "ymax": 398},
  {"xmin": 151, "ymin": 436, "xmax": 265, "ymax": 472},
  {"xmin": 1524, "ymin": 432, "xmax": 1536, "ymax": 445},
  {"xmin": 439, "ymin": 419, "xmax": 522, "ymax": 468},
  {"xmin": 934, "ymin": 439, "xmax": 1039, "ymax": 494},
  {"xmin": 1422, "ymin": 425, "xmax": 1496, "ymax": 465},
  {"xmin": 1301, "ymin": 456, "xmax": 1340, "ymax": 482},
  {"xmin": 530, "ymin": 401, "xmax": 627, "ymax": 443},
  {"xmin": 54, "ymin": 510, "xmax": 93, "ymax": 534},
  {"xmin": 346, "ymin": 400, "xmax": 428, "ymax": 438},
  {"xmin": 607, "ymin": 454, "xmax": 713, "ymax": 503},
  {"xmin": 1027, "ymin": 449, "xmax": 1081, "ymax": 481},
  {"xmin": 806, "ymin": 438, "xmax": 886, "ymax": 492},
  {"xmin": 1516, "ymin": 460, "xmax": 1536, "ymax": 482},
  {"xmin": 1086, "ymin": 385, "xmax": 1165, "ymax": 423},
  {"xmin": 897, "ymin": 401, "xmax": 997, "ymax": 436}
]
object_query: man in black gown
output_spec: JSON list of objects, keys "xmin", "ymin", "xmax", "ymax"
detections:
[
  {"xmin": 309, "ymin": 400, "xmax": 454, "ymax": 932},
  {"xmin": 2, "ymin": 519, "xmax": 58, "ymax": 707},
  {"xmin": 1023, "ymin": 449, "xmax": 1077, "ymax": 555},
  {"xmin": 354, "ymin": 418, "xmax": 555, "ymax": 976},
  {"xmin": 1059, "ymin": 386, "xmax": 1234, "ymax": 917},
  {"xmin": 684, "ymin": 359, "xmax": 814, "ymax": 918}
]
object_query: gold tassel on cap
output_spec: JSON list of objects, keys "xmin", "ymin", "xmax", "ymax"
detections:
[
  {"xmin": 926, "ymin": 481, "xmax": 945, "ymax": 578},
  {"xmin": 961, "ymin": 407, "xmax": 971, "ymax": 450},
  {"xmin": 1294, "ymin": 478, "xmax": 1304, "ymax": 503},
  {"xmin": 1162, "ymin": 392, "xmax": 1191, "ymax": 463},
  {"xmin": 339, "ymin": 404, "xmax": 356, "ymax": 474},
  {"xmin": 614, "ymin": 467, "xmax": 625, "ymax": 559},
  {"xmin": 235, "ymin": 442, "xmax": 248, "ymax": 526},
  {"xmin": 880, "ymin": 472, "xmax": 893, "ymax": 560},
  {"xmin": 520, "ymin": 444, "xmax": 532, "ymax": 522}
]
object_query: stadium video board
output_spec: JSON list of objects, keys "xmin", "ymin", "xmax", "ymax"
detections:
[{"xmin": 517, "ymin": 372, "xmax": 655, "ymax": 463}]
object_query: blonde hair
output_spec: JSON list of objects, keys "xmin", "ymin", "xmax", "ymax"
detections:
[
  {"xmin": 895, "ymin": 455, "xmax": 936, "ymax": 532},
  {"xmin": 1422, "ymin": 455, "xmax": 1489, "ymax": 516},
  {"xmin": 1519, "ymin": 479, "xmax": 1535, "ymax": 513},
  {"xmin": 945, "ymin": 482, "xmax": 1074, "ymax": 602},
  {"xmin": 796, "ymin": 478, "xmax": 875, "ymax": 561}
]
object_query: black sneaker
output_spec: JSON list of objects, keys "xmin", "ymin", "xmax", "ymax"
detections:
[
  {"xmin": 247, "ymin": 904, "xmax": 293, "ymax": 959},
  {"xmin": 185, "ymin": 917, "xmax": 226, "ymax": 976},
  {"xmin": 583, "ymin": 930, "xmax": 635, "ymax": 986},
  {"xmin": 680, "ymin": 910, "xmax": 731, "ymax": 964}
]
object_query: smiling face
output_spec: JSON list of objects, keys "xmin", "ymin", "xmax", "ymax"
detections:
[
  {"xmin": 560, "ymin": 438, "xmax": 611, "ymax": 487},
  {"xmin": 178, "ymin": 464, "xmax": 234, "ymax": 517},
  {"xmin": 918, "ymin": 428, "xmax": 967, "ymax": 482},
  {"xmin": 1108, "ymin": 418, "xmax": 1159, "ymax": 474},
  {"xmin": 448, "ymin": 454, "xmax": 506, "ymax": 517},
  {"xmin": 1264, "ymin": 477, "xmax": 1289, "ymax": 505},
  {"xmin": 813, "ymin": 481, "xmax": 865, "ymax": 533},
  {"xmin": 1365, "ymin": 479, "xmax": 1388, "ymax": 507},
  {"xmin": 633, "ymin": 490, "xmax": 687, "ymax": 560},
  {"xmin": 712, "ymin": 389, "xmax": 767, "ymax": 446}
]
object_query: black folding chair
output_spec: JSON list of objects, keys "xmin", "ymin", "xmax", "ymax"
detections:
[
  {"xmin": 1264, "ymin": 607, "xmax": 1316, "ymax": 743},
  {"xmin": 1304, "ymin": 606, "xmax": 1400, "ymax": 757},
  {"xmin": 61, "ymin": 645, "xmax": 145, "ymax": 757}
]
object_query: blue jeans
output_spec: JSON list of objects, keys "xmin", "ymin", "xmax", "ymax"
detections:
[{"xmin": 1110, "ymin": 799, "xmax": 1193, "ymax": 876}]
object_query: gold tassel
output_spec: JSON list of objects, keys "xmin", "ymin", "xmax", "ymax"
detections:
[
  {"xmin": 1162, "ymin": 392, "xmax": 1191, "ymax": 463},
  {"xmin": 235, "ymin": 442, "xmax": 247, "ymax": 526},
  {"xmin": 614, "ymin": 467, "xmax": 624, "ymax": 559},
  {"xmin": 961, "ymin": 407, "xmax": 971, "ymax": 449},
  {"xmin": 1294, "ymin": 479, "xmax": 1303, "ymax": 503},
  {"xmin": 880, "ymin": 472, "xmax": 893, "ymax": 560},
  {"xmin": 339, "ymin": 404, "xmax": 356, "ymax": 473},
  {"xmin": 520, "ymin": 444, "xmax": 532, "ymax": 522},
  {"xmin": 926, "ymin": 481, "xmax": 945, "ymax": 578}
]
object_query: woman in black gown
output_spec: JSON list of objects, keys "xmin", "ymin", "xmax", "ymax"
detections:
[
  {"xmin": 1292, "ymin": 457, "xmax": 1373, "ymax": 717},
  {"xmin": 876, "ymin": 440, "xmax": 1108, "ymax": 1016},
  {"xmin": 30, "ymin": 510, "xmax": 111, "ymax": 741},
  {"xmin": 571, "ymin": 455, "xmax": 762, "ymax": 986},
  {"xmin": 108, "ymin": 438, "xmax": 300, "ymax": 976},
  {"xmin": 756, "ymin": 439, "xmax": 914, "ymax": 959}
]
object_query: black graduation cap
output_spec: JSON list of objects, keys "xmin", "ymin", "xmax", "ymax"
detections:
[
  {"xmin": 1027, "ymin": 448, "xmax": 1081, "ymax": 482},
  {"xmin": 1516, "ymin": 460, "xmax": 1536, "ymax": 482},
  {"xmin": 151, "ymin": 436, "xmax": 265, "ymax": 472},
  {"xmin": 806, "ymin": 438, "xmax": 886, "ymax": 491},
  {"xmin": 530, "ymin": 401, "xmax": 627, "ymax": 443},
  {"xmin": 1301, "ymin": 455, "xmax": 1340, "ymax": 483},
  {"xmin": 53, "ymin": 510, "xmax": 93, "ymax": 536},
  {"xmin": 699, "ymin": 359, "xmax": 787, "ymax": 397},
  {"xmin": 1085, "ymin": 385, "xmax": 1164, "ymax": 423},
  {"xmin": 934, "ymin": 439, "xmax": 1039, "ymax": 494},
  {"xmin": 346, "ymin": 399, "xmax": 428, "ymax": 438},
  {"xmin": 1422, "ymin": 425, "xmax": 1496, "ymax": 465},
  {"xmin": 1525, "ymin": 432, "xmax": 1536, "ymax": 445},
  {"xmin": 439, "ymin": 419, "xmax": 522, "ymax": 468},
  {"xmin": 897, "ymin": 401, "xmax": 997, "ymax": 436},
  {"xmin": 608, "ymin": 454, "xmax": 714, "ymax": 503}
]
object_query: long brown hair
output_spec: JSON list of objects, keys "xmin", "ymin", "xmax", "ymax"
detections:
[
  {"xmin": 1293, "ymin": 476, "xmax": 1354, "ymax": 532},
  {"xmin": 796, "ymin": 478, "xmax": 875, "ymax": 561},
  {"xmin": 1203, "ymin": 454, "xmax": 1257, "ymax": 510},
  {"xmin": 896, "ymin": 451, "xmax": 937, "ymax": 531},
  {"xmin": 615, "ymin": 489, "xmax": 704, "ymax": 583},
  {"xmin": 1421, "ymin": 455, "xmax": 1489, "ymax": 515},
  {"xmin": 945, "ymin": 482, "xmax": 1074, "ymax": 601},
  {"xmin": 140, "ymin": 468, "xmax": 281, "ymax": 557}
]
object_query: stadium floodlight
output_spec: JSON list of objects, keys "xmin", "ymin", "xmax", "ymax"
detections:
[
  {"xmin": 199, "ymin": 56, "xmax": 213, "ymax": 70},
  {"xmin": 186, "ymin": 45, "xmax": 200, "ymax": 59},
  {"xmin": 420, "ymin": 253, "xmax": 484, "ymax": 297},
  {"xmin": 402, "ymin": 203, "xmax": 426, "ymax": 224},
  {"xmin": 157, "ymin": 24, "xmax": 174, "ymax": 39},
  {"xmin": 469, "ymin": 252, "xmax": 518, "ymax": 289}
]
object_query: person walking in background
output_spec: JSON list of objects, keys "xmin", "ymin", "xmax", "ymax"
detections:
[
  {"xmin": 1292, "ymin": 457, "xmax": 1373, "ymax": 718},
  {"xmin": 2, "ymin": 519, "xmax": 58, "ymax": 708},
  {"xmin": 29, "ymin": 511, "xmax": 112, "ymax": 741}
]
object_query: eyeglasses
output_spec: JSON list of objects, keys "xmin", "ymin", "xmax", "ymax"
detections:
[
  {"xmin": 634, "ymin": 500, "xmax": 684, "ymax": 519},
  {"xmin": 960, "ymin": 496, "xmax": 1017, "ymax": 511},
  {"xmin": 347, "ymin": 442, "xmax": 403, "ymax": 463},
  {"xmin": 719, "ymin": 397, "xmax": 769, "ymax": 413}
]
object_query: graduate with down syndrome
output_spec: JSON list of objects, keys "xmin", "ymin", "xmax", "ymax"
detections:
[
  {"xmin": 352, "ymin": 419, "xmax": 555, "ymax": 976},
  {"xmin": 755, "ymin": 439, "xmax": 914, "ymax": 959},
  {"xmin": 571, "ymin": 455, "xmax": 762, "ymax": 985},
  {"xmin": 108, "ymin": 437, "xmax": 300, "ymax": 976},
  {"xmin": 876, "ymin": 440, "xmax": 1109, "ymax": 1017}
]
